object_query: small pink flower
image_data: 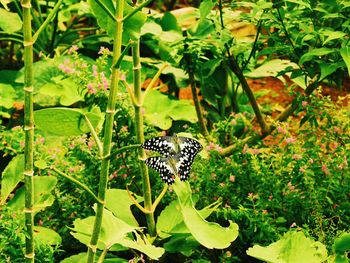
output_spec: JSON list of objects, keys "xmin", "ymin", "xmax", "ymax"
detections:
[
  {"xmin": 262, "ymin": 210, "xmax": 268, "ymax": 215},
  {"xmin": 322, "ymin": 164, "xmax": 330, "ymax": 175},
  {"xmin": 225, "ymin": 157, "xmax": 231, "ymax": 164},
  {"xmin": 87, "ymin": 83, "xmax": 96, "ymax": 94},
  {"xmin": 248, "ymin": 192, "xmax": 253, "ymax": 198},
  {"xmin": 292, "ymin": 154, "xmax": 302, "ymax": 160},
  {"xmin": 230, "ymin": 119, "xmax": 237, "ymax": 125},
  {"xmin": 290, "ymin": 222, "xmax": 297, "ymax": 228},
  {"xmin": 268, "ymin": 194, "xmax": 273, "ymax": 201},
  {"xmin": 287, "ymin": 182, "xmax": 295, "ymax": 190},
  {"xmin": 329, "ymin": 142, "xmax": 338, "ymax": 150},
  {"xmin": 285, "ymin": 137, "xmax": 297, "ymax": 144},
  {"xmin": 229, "ymin": 175, "xmax": 235, "ymax": 182},
  {"xmin": 92, "ymin": 65, "xmax": 98, "ymax": 78},
  {"xmin": 211, "ymin": 173, "xmax": 216, "ymax": 180},
  {"xmin": 302, "ymin": 101, "xmax": 308, "ymax": 107},
  {"xmin": 249, "ymin": 148, "xmax": 260, "ymax": 155},
  {"xmin": 299, "ymin": 167, "xmax": 305, "ymax": 173},
  {"xmin": 68, "ymin": 45, "xmax": 79, "ymax": 54},
  {"xmin": 242, "ymin": 144, "xmax": 249, "ymax": 154},
  {"xmin": 309, "ymin": 158, "xmax": 314, "ymax": 164},
  {"xmin": 333, "ymin": 127, "xmax": 340, "ymax": 133},
  {"xmin": 98, "ymin": 46, "xmax": 110, "ymax": 55},
  {"xmin": 277, "ymin": 126, "xmax": 287, "ymax": 134}
]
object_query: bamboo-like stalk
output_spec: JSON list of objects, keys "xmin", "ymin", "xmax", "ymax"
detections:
[
  {"xmin": 131, "ymin": 39, "xmax": 156, "ymax": 237},
  {"xmin": 22, "ymin": 0, "xmax": 35, "ymax": 262},
  {"xmin": 86, "ymin": 0, "xmax": 124, "ymax": 261}
]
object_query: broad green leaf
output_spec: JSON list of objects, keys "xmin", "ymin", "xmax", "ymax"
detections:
[
  {"xmin": 70, "ymin": 208, "xmax": 164, "ymax": 259},
  {"xmin": 117, "ymin": 233, "xmax": 165, "ymax": 260},
  {"xmin": 157, "ymin": 199, "xmax": 184, "ymax": 238},
  {"xmin": 36, "ymin": 77, "xmax": 84, "ymax": 106},
  {"xmin": 163, "ymin": 234, "xmax": 199, "ymax": 256},
  {"xmin": 246, "ymin": 231, "xmax": 328, "ymax": 263},
  {"xmin": 34, "ymin": 108, "xmax": 103, "ymax": 136},
  {"xmin": 245, "ymin": 59, "xmax": 298, "ymax": 79},
  {"xmin": 0, "ymin": 8, "xmax": 22, "ymax": 33},
  {"xmin": 160, "ymin": 12, "xmax": 181, "ymax": 32},
  {"xmin": 143, "ymin": 90, "xmax": 197, "ymax": 130},
  {"xmin": 299, "ymin": 48, "xmax": 335, "ymax": 65},
  {"xmin": 8, "ymin": 176, "xmax": 57, "ymax": 213},
  {"xmin": 70, "ymin": 208, "xmax": 136, "ymax": 250},
  {"xmin": 160, "ymin": 64, "xmax": 188, "ymax": 88},
  {"xmin": 141, "ymin": 20, "xmax": 162, "ymax": 36},
  {"xmin": 88, "ymin": 0, "xmax": 146, "ymax": 44},
  {"xmin": 0, "ymin": 83, "xmax": 17, "ymax": 109},
  {"xmin": 34, "ymin": 226, "xmax": 62, "ymax": 246},
  {"xmin": 34, "ymin": 159, "xmax": 48, "ymax": 170},
  {"xmin": 340, "ymin": 47, "xmax": 350, "ymax": 76},
  {"xmin": 172, "ymin": 179, "xmax": 239, "ymax": 249},
  {"xmin": 0, "ymin": 154, "xmax": 24, "ymax": 204},
  {"xmin": 105, "ymin": 189, "xmax": 143, "ymax": 227},
  {"xmin": 199, "ymin": 0, "xmax": 216, "ymax": 20},
  {"xmin": 319, "ymin": 62, "xmax": 344, "ymax": 81},
  {"xmin": 322, "ymin": 31, "xmax": 346, "ymax": 45},
  {"xmin": 334, "ymin": 233, "xmax": 350, "ymax": 263}
]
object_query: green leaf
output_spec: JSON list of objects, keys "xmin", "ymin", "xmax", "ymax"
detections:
[
  {"xmin": 70, "ymin": 207, "xmax": 164, "ymax": 259},
  {"xmin": 319, "ymin": 62, "xmax": 344, "ymax": 81},
  {"xmin": 299, "ymin": 48, "xmax": 335, "ymax": 65},
  {"xmin": 322, "ymin": 31, "xmax": 346, "ymax": 45},
  {"xmin": 36, "ymin": 77, "xmax": 85, "ymax": 106},
  {"xmin": 0, "ymin": 8, "xmax": 22, "ymax": 33},
  {"xmin": 143, "ymin": 90, "xmax": 198, "ymax": 130},
  {"xmin": 247, "ymin": 231, "xmax": 328, "ymax": 263},
  {"xmin": 199, "ymin": 0, "xmax": 216, "ymax": 20},
  {"xmin": 157, "ymin": 199, "xmax": 184, "ymax": 238},
  {"xmin": 161, "ymin": 12, "xmax": 181, "ymax": 32},
  {"xmin": 34, "ymin": 159, "xmax": 48, "ymax": 170},
  {"xmin": 34, "ymin": 108, "xmax": 103, "ymax": 136},
  {"xmin": 340, "ymin": 47, "xmax": 350, "ymax": 76},
  {"xmin": 164, "ymin": 234, "xmax": 199, "ymax": 256},
  {"xmin": 34, "ymin": 226, "xmax": 62, "ymax": 246},
  {"xmin": 334, "ymin": 233, "xmax": 350, "ymax": 263},
  {"xmin": 88, "ymin": 0, "xmax": 146, "ymax": 44},
  {"xmin": 245, "ymin": 59, "xmax": 299, "ymax": 79},
  {"xmin": 8, "ymin": 176, "xmax": 57, "ymax": 213},
  {"xmin": 0, "ymin": 83, "xmax": 17, "ymax": 109},
  {"xmin": 172, "ymin": 179, "xmax": 239, "ymax": 249},
  {"xmin": 0, "ymin": 154, "xmax": 24, "ymax": 204},
  {"xmin": 105, "ymin": 189, "xmax": 143, "ymax": 227}
]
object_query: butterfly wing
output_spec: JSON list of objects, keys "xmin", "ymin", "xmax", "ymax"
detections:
[
  {"xmin": 178, "ymin": 137, "xmax": 203, "ymax": 157},
  {"xmin": 173, "ymin": 151, "xmax": 196, "ymax": 181},
  {"xmin": 141, "ymin": 136, "xmax": 175, "ymax": 157},
  {"xmin": 145, "ymin": 156, "xmax": 175, "ymax": 184}
]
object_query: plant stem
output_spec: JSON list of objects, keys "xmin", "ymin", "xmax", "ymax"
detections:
[
  {"xmin": 50, "ymin": 166, "xmax": 103, "ymax": 205},
  {"xmin": 22, "ymin": 0, "xmax": 35, "ymax": 262},
  {"xmin": 86, "ymin": 0, "xmax": 124, "ymax": 261},
  {"xmin": 131, "ymin": 39, "xmax": 157, "ymax": 237},
  {"xmin": 188, "ymin": 62, "xmax": 209, "ymax": 138}
]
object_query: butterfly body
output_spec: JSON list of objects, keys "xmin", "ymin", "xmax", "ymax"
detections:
[{"xmin": 142, "ymin": 135, "xmax": 202, "ymax": 184}]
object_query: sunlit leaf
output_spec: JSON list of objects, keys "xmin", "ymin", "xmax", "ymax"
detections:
[
  {"xmin": 0, "ymin": 154, "xmax": 24, "ymax": 204},
  {"xmin": 319, "ymin": 62, "xmax": 344, "ymax": 81},
  {"xmin": 8, "ymin": 176, "xmax": 57, "ymax": 213},
  {"xmin": 34, "ymin": 108, "xmax": 104, "ymax": 136},
  {"xmin": 172, "ymin": 179, "xmax": 239, "ymax": 249},
  {"xmin": 334, "ymin": 233, "xmax": 350, "ymax": 263},
  {"xmin": 34, "ymin": 226, "xmax": 62, "ymax": 246},
  {"xmin": 0, "ymin": 8, "xmax": 22, "ymax": 33},
  {"xmin": 245, "ymin": 59, "xmax": 298, "ymax": 79},
  {"xmin": 143, "ymin": 90, "xmax": 197, "ymax": 130},
  {"xmin": 340, "ymin": 47, "xmax": 350, "ymax": 76},
  {"xmin": 299, "ymin": 48, "xmax": 335, "ymax": 65},
  {"xmin": 105, "ymin": 189, "xmax": 143, "ymax": 227},
  {"xmin": 247, "ymin": 231, "xmax": 328, "ymax": 263},
  {"xmin": 88, "ymin": 0, "xmax": 146, "ymax": 44}
]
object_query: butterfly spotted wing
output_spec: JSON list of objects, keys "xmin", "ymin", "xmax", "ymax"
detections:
[
  {"xmin": 145, "ymin": 151, "xmax": 196, "ymax": 184},
  {"xmin": 142, "ymin": 135, "xmax": 203, "ymax": 158}
]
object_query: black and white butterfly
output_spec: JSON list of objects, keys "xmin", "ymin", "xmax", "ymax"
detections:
[
  {"xmin": 142, "ymin": 135, "xmax": 202, "ymax": 184},
  {"xmin": 142, "ymin": 135, "xmax": 203, "ymax": 157},
  {"xmin": 145, "ymin": 151, "xmax": 196, "ymax": 184}
]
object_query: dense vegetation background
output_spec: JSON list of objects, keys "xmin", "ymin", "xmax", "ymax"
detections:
[{"xmin": 0, "ymin": 0, "xmax": 349, "ymax": 262}]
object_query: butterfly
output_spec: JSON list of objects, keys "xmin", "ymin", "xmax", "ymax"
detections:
[
  {"xmin": 141, "ymin": 135, "xmax": 203, "ymax": 158},
  {"xmin": 145, "ymin": 151, "xmax": 196, "ymax": 184},
  {"xmin": 142, "ymin": 135, "xmax": 202, "ymax": 184}
]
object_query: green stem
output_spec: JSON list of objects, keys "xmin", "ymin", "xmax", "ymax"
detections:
[
  {"xmin": 86, "ymin": 0, "xmax": 124, "ymax": 261},
  {"xmin": 114, "ymin": 144, "xmax": 141, "ymax": 155},
  {"xmin": 22, "ymin": 0, "xmax": 35, "ymax": 262},
  {"xmin": 95, "ymin": 0, "xmax": 116, "ymax": 22},
  {"xmin": 122, "ymin": 0, "xmax": 153, "ymax": 22},
  {"xmin": 84, "ymin": 115, "xmax": 103, "ymax": 156},
  {"xmin": 32, "ymin": 0, "xmax": 63, "ymax": 43},
  {"xmin": 50, "ymin": 166, "xmax": 103, "ymax": 205},
  {"xmin": 131, "ymin": 39, "xmax": 156, "ymax": 237}
]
